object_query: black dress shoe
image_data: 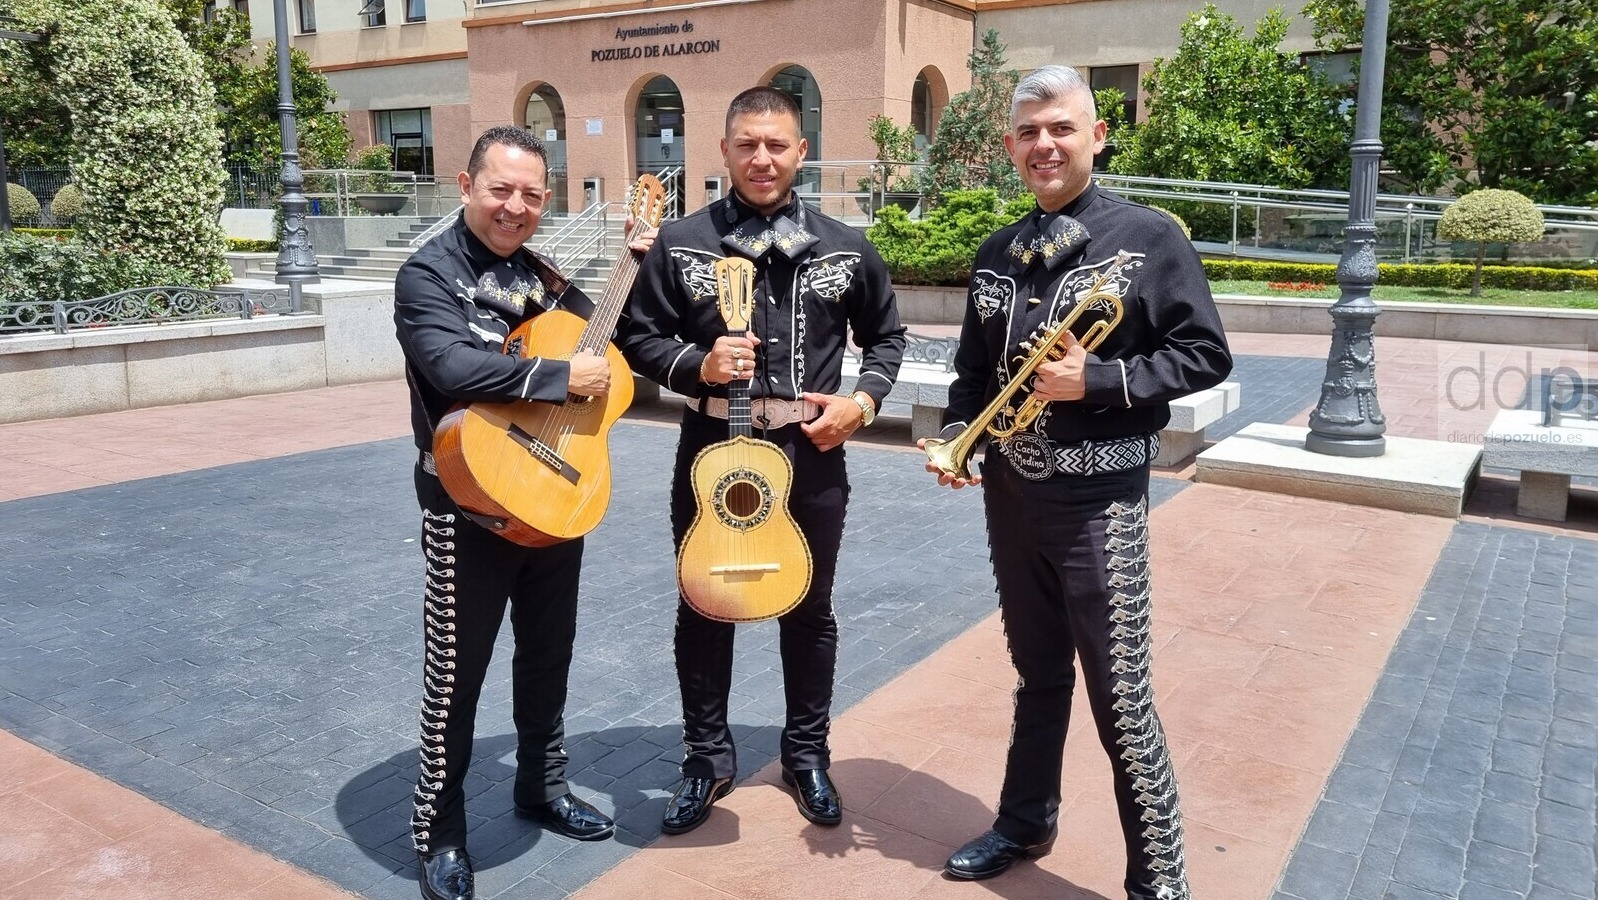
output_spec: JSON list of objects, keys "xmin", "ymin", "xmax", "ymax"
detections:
[
  {"xmin": 943, "ymin": 828, "xmax": 1056, "ymax": 881},
  {"xmin": 515, "ymin": 792, "xmax": 616, "ymax": 841},
  {"xmin": 661, "ymin": 775, "xmax": 734, "ymax": 834},
  {"xmin": 417, "ymin": 848, "xmax": 474, "ymax": 900},
  {"xmin": 781, "ymin": 768, "xmax": 842, "ymax": 826}
]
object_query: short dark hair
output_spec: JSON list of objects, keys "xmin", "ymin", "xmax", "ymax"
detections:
[
  {"xmin": 467, "ymin": 126, "xmax": 548, "ymax": 179},
  {"xmin": 724, "ymin": 86, "xmax": 801, "ymax": 134}
]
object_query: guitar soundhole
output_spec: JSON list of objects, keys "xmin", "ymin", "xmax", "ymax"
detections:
[
  {"xmin": 713, "ymin": 469, "xmax": 773, "ymax": 530},
  {"xmin": 724, "ymin": 480, "xmax": 762, "ymax": 518}
]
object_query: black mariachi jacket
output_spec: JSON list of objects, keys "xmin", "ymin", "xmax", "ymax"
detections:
[
  {"xmin": 941, "ymin": 184, "xmax": 1232, "ymax": 461},
  {"xmin": 394, "ymin": 216, "xmax": 595, "ymax": 452},
  {"xmin": 619, "ymin": 191, "xmax": 906, "ymax": 412}
]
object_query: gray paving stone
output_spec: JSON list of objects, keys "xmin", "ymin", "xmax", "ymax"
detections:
[{"xmin": 1276, "ymin": 522, "xmax": 1598, "ymax": 900}]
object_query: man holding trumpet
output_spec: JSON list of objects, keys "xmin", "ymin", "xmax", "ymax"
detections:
[{"xmin": 921, "ymin": 66, "xmax": 1231, "ymax": 899}]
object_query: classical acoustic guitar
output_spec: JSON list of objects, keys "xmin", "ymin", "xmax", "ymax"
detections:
[
  {"xmin": 431, "ymin": 174, "xmax": 667, "ymax": 547},
  {"xmin": 677, "ymin": 257, "xmax": 814, "ymax": 622}
]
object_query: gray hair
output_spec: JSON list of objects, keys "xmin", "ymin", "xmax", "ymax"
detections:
[{"xmin": 1011, "ymin": 65, "xmax": 1097, "ymax": 123}]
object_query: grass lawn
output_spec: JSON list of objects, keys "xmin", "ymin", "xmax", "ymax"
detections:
[{"xmin": 1209, "ymin": 279, "xmax": 1598, "ymax": 310}]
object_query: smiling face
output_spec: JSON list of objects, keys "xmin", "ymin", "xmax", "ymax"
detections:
[
  {"xmin": 1004, "ymin": 90, "xmax": 1106, "ymax": 213},
  {"xmin": 457, "ymin": 142, "xmax": 549, "ymax": 257},
  {"xmin": 721, "ymin": 109, "xmax": 808, "ymax": 216}
]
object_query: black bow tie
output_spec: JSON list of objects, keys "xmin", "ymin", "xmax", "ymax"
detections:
[
  {"xmin": 1007, "ymin": 211, "xmax": 1090, "ymax": 271},
  {"xmin": 721, "ymin": 200, "xmax": 819, "ymax": 261}
]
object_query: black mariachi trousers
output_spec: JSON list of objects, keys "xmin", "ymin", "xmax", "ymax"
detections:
[
  {"xmin": 668, "ymin": 409, "xmax": 850, "ymax": 781},
  {"xmin": 409, "ymin": 462, "xmax": 583, "ymax": 856},
  {"xmin": 982, "ymin": 452, "xmax": 1190, "ymax": 900}
]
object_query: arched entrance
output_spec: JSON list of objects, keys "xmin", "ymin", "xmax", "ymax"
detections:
[
  {"xmin": 911, "ymin": 68, "xmax": 948, "ymax": 153},
  {"xmin": 768, "ymin": 65, "xmax": 821, "ymax": 194},
  {"xmin": 634, "ymin": 75, "xmax": 685, "ymax": 216},
  {"xmin": 523, "ymin": 84, "xmax": 568, "ymax": 214}
]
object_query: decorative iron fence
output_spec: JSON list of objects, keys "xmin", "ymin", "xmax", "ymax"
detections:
[
  {"xmin": 847, "ymin": 332, "xmax": 959, "ymax": 372},
  {"xmin": 0, "ymin": 285, "xmax": 299, "ymax": 336}
]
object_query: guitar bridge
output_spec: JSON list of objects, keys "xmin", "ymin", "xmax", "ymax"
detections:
[
  {"xmin": 507, "ymin": 424, "xmax": 581, "ymax": 485},
  {"xmin": 709, "ymin": 563, "xmax": 782, "ymax": 574}
]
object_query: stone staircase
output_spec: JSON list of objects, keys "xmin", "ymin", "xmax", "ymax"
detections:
[{"xmin": 243, "ymin": 214, "xmax": 629, "ymax": 293}]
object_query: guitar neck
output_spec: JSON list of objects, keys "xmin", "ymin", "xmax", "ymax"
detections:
[
  {"xmin": 727, "ymin": 333, "xmax": 752, "ymax": 439},
  {"xmin": 573, "ymin": 218, "xmax": 647, "ymax": 354}
]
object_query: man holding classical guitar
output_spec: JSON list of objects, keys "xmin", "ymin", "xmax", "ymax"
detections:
[
  {"xmin": 393, "ymin": 126, "xmax": 657, "ymax": 900},
  {"xmin": 620, "ymin": 86, "xmax": 905, "ymax": 836},
  {"xmin": 920, "ymin": 67, "xmax": 1230, "ymax": 898}
]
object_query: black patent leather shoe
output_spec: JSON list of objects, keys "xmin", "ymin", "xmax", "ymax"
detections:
[
  {"xmin": 661, "ymin": 775, "xmax": 734, "ymax": 834},
  {"xmin": 943, "ymin": 828, "xmax": 1056, "ymax": 881},
  {"xmin": 515, "ymin": 792, "xmax": 616, "ymax": 841},
  {"xmin": 781, "ymin": 768, "xmax": 842, "ymax": 826},
  {"xmin": 417, "ymin": 848, "xmax": 474, "ymax": 900}
]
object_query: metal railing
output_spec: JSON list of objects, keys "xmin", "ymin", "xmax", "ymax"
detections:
[
  {"xmin": 408, "ymin": 204, "xmax": 463, "ymax": 248},
  {"xmin": 797, "ymin": 159, "xmax": 933, "ymax": 224},
  {"xmin": 657, "ymin": 165, "xmax": 684, "ymax": 219},
  {"xmin": 540, "ymin": 200, "xmax": 616, "ymax": 274},
  {"xmin": 0, "ymin": 285, "xmax": 300, "ymax": 336},
  {"xmin": 300, "ymin": 168, "xmax": 421, "ymax": 217},
  {"xmin": 846, "ymin": 331, "xmax": 960, "ymax": 372},
  {"xmin": 1091, "ymin": 173, "xmax": 1598, "ymax": 263}
]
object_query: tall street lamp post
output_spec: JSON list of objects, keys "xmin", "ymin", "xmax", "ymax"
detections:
[
  {"xmin": 272, "ymin": 0, "xmax": 319, "ymax": 289},
  {"xmin": 1306, "ymin": 0, "xmax": 1391, "ymax": 457}
]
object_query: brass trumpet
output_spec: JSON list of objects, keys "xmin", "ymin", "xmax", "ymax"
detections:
[{"xmin": 923, "ymin": 251, "xmax": 1135, "ymax": 481}]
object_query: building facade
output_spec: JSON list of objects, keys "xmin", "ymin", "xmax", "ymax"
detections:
[{"xmin": 265, "ymin": 0, "xmax": 1318, "ymax": 215}]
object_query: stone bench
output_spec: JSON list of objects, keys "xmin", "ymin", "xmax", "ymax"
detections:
[
  {"xmin": 1482, "ymin": 408, "xmax": 1598, "ymax": 521},
  {"xmin": 1155, "ymin": 381, "xmax": 1242, "ymax": 467}
]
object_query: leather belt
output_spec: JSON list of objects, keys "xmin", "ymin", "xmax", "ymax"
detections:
[
  {"xmin": 996, "ymin": 432, "xmax": 1157, "ymax": 480},
  {"xmin": 689, "ymin": 396, "xmax": 822, "ymax": 428}
]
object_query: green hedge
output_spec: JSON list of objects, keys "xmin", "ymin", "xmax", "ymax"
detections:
[
  {"xmin": 1202, "ymin": 259, "xmax": 1598, "ymax": 292},
  {"xmin": 15, "ymin": 227, "xmax": 73, "ymax": 240},
  {"xmin": 226, "ymin": 238, "xmax": 278, "ymax": 253},
  {"xmin": 866, "ymin": 189, "xmax": 1034, "ymax": 286}
]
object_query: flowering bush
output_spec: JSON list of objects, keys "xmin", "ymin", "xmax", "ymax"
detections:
[
  {"xmin": 0, "ymin": 233, "xmax": 198, "ymax": 308},
  {"xmin": 9, "ymin": 0, "xmax": 230, "ymax": 286}
]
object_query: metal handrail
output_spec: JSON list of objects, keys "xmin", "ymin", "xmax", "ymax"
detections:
[
  {"xmin": 540, "ymin": 200, "xmax": 615, "ymax": 274},
  {"xmin": 301, "ymin": 168, "xmax": 419, "ymax": 217},
  {"xmin": 657, "ymin": 165, "xmax": 684, "ymax": 214},
  {"xmin": 409, "ymin": 205, "xmax": 462, "ymax": 248}
]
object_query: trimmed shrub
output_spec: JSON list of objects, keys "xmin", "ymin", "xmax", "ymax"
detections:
[
  {"xmin": 49, "ymin": 184, "xmax": 85, "ymax": 222},
  {"xmin": 1436, "ymin": 189, "xmax": 1546, "ymax": 296},
  {"xmin": 867, "ymin": 189, "xmax": 1033, "ymax": 285},
  {"xmin": 6, "ymin": 184, "xmax": 41, "ymax": 222},
  {"xmin": 1202, "ymin": 259, "xmax": 1598, "ymax": 292}
]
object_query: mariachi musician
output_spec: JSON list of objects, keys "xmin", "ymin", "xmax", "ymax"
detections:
[
  {"xmin": 924, "ymin": 66, "xmax": 1230, "ymax": 899},
  {"xmin": 620, "ymin": 85, "xmax": 905, "ymax": 836}
]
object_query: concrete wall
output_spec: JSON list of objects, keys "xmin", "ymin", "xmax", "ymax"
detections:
[{"xmin": 0, "ymin": 282, "xmax": 405, "ymax": 425}]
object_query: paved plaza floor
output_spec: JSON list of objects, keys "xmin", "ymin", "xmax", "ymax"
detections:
[{"xmin": 0, "ymin": 332, "xmax": 1594, "ymax": 900}]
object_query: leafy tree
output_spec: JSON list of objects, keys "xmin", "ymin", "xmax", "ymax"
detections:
[
  {"xmin": 5, "ymin": 182, "xmax": 40, "ymax": 221},
  {"xmin": 920, "ymin": 29, "xmax": 1023, "ymax": 205},
  {"xmin": 9, "ymin": 0, "xmax": 228, "ymax": 284},
  {"xmin": 1110, "ymin": 4, "xmax": 1350, "ymax": 189},
  {"xmin": 1305, "ymin": 0, "xmax": 1598, "ymax": 204},
  {"xmin": 1436, "ymin": 189, "xmax": 1546, "ymax": 296}
]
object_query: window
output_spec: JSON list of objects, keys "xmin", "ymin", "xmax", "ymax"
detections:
[
  {"xmin": 1089, "ymin": 65, "xmax": 1140, "ymax": 128},
  {"xmin": 405, "ymin": 0, "xmax": 426, "ymax": 23},
  {"xmin": 296, "ymin": 0, "xmax": 315, "ymax": 34},
  {"xmin": 360, "ymin": 0, "xmax": 387, "ymax": 28},
  {"xmin": 375, "ymin": 108, "xmax": 434, "ymax": 176}
]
